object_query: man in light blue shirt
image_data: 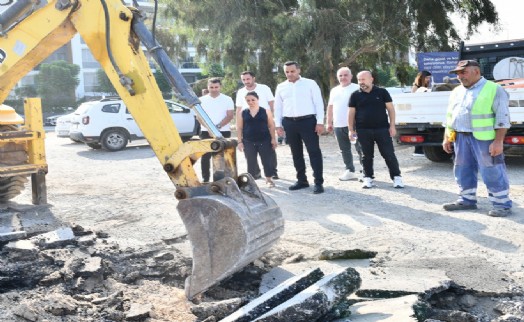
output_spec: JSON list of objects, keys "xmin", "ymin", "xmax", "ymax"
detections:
[{"xmin": 442, "ymin": 60, "xmax": 512, "ymax": 217}]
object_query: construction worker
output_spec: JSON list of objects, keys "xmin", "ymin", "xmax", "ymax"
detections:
[{"xmin": 442, "ymin": 60, "xmax": 512, "ymax": 217}]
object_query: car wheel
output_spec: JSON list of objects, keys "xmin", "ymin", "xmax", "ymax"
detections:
[{"xmin": 101, "ymin": 129, "xmax": 128, "ymax": 151}]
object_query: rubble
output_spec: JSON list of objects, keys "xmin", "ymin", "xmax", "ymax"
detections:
[
  {"xmin": 12, "ymin": 303, "xmax": 39, "ymax": 321},
  {"xmin": 318, "ymin": 248, "xmax": 377, "ymax": 260},
  {"xmin": 1, "ymin": 205, "xmax": 524, "ymax": 322},
  {"xmin": 126, "ymin": 303, "xmax": 153, "ymax": 320},
  {"xmin": 220, "ymin": 268, "xmax": 325, "ymax": 322},
  {"xmin": 4, "ymin": 239, "xmax": 38, "ymax": 260},
  {"xmin": 0, "ymin": 230, "xmax": 27, "ymax": 242},
  {"xmin": 254, "ymin": 267, "xmax": 361, "ymax": 321},
  {"xmin": 191, "ymin": 298, "xmax": 246, "ymax": 320},
  {"xmin": 346, "ymin": 294, "xmax": 419, "ymax": 322},
  {"xmin": 30, "ymin": 227, "xmax": 75, "ymax": 248}
]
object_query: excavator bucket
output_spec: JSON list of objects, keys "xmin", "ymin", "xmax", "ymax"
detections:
[
  {"xmin": 132, "ymin": 14, "xmax": 284, "ymax": 298},
  {"xmin": 177, "ymin": 174, "xmax": 284, "ymax": 299}
]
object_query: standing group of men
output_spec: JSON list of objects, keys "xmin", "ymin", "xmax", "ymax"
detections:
[
  {"xmin": 199, "ymin": 61, "xmax": 404, "ymax": 194},
  {"xmin": 198, "ymin": 59, "xmax": 513, "ymax": 217}
]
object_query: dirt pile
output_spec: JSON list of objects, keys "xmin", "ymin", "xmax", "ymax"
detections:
[{"xmin": 0, "ymin": 222, "xmax": 196, "ymax": 321}]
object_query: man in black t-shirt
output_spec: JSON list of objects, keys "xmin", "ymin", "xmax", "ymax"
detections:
[{"xmin": 348, "ymin": 71, "xmax": 404, "ymax": 189}]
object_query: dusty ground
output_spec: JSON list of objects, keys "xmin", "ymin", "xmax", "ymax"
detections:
[{"xmin": 3, "ymin": 130, "xmax": 524, "ymax": 321}]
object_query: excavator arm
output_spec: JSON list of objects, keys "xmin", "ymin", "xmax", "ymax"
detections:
[{"xmin": 0, "ymin": 0, "xmax": 283, "ymax": 299}]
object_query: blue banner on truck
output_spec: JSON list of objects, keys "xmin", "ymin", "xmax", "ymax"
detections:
[{"xmin": 417, "ymin": 52, "xmax": 459, "ymax": 83}]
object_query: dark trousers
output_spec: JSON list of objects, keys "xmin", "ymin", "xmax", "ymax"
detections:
[
  {"xmin": 282, "ymin": 116, "xmax": 323, "ymax": 185},
  {"xmin": 334, "ymin": 126, "xmax": 363, "ymax": 171},
  {"xmin": 357, "ymin": 128, "xmax": 401, "ymax": 180},
  {"xmin": 251, "ymin": 146, "xmax": 278, "ymax": 177},
  {"xmin": 199, "ymin": 130, "xmax": 231, "ymax": 182},
  {"xmin": 243, "ymin": 139, "xmax": 275, "ymax": 178}
]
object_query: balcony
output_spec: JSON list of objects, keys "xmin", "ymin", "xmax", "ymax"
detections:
[{"xmin": 179, "ymin": 61, "xmax": 201, "ymax": 74}]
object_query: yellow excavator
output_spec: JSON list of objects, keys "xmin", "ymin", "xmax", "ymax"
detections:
[{"xmin": 0, "ymin": 0, "xmax": 284, "ymax": 299}]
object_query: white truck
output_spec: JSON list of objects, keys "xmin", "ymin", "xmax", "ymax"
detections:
[
  {"xmin": 392, "ymin": 87, "xmax": 524, "ymax": 162},
  {"xmin": 392, "ymin": 39, "xmax": 524, "ymax": 162}
]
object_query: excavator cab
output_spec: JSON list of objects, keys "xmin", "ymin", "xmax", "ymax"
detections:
[{"xmin": 0, "ymin": 0, "xmax": 284, "ymax": 299}]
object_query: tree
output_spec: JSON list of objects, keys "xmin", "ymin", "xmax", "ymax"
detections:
[
  {"xmin": 95, "ymin": 66, "xmax": 173, "ymax": 99},
  {"xmin": 35, "ymin": 60, "xmax": 79, "ymax": 111},
  {"xmin": 14, "ymin": 85, "xmax": 38, "ymax": 99},
  {"xmin": 163, "ymin": 0, "xmax": 296, "ymax": 90},
  {"xmin": 162, "ymin": 0, "xmax": 499, "ymax": 98},
  {"xmin": 153, "ymin": 68, "xmax": 173, "ymax": 98},
  {"xmin": 95, "ymin": 69, "xmax": 117, "ymax": 96}
]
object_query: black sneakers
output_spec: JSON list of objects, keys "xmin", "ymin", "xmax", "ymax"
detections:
[{"xmin": 313, "ymin": 184, "xmax": 324, "ymax": 194}]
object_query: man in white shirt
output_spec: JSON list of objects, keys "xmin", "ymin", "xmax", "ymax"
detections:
[
  {"xmin": 327, "ymin": 67, "xmax": 362, "ymax": 181},
  {"xmin": 236, "ymin": 71, "xmax": 278, "ymax": 180},
  {"xmin": 274, "ymin": 61, "xmax": 325, "ymax": 194},
  {"xmin": 200, "ymin": 78, "xmax": 234, "ymax": 182}
]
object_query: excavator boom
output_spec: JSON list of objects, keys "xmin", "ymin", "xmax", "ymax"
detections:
[{"xmin": 0, "ymin": 0, "xmax": 284, "ymax": 299}]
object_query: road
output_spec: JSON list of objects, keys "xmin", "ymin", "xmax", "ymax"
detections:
[{"xmin": 9, "ymin": 130, "xmax": 524, "ymax": 320}]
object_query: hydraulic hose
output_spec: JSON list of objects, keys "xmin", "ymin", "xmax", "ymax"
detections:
[
  {"xmin": 100, "ymin": 0, "xmax": 135, "ymax": 95},
  {"xmin": 131, "ymin": 14, "xmax": 223, "ymax": 139}
]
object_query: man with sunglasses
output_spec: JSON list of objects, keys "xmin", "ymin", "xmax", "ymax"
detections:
[{"xmin": 442, "ymin": 60, "xmax": 512, "ymax": 217}]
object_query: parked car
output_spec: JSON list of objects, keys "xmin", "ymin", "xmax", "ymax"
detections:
[
  {"xmin": 45, "ymin": 114, "xmax": 63, "ymax": 126},
  {"xmin": 55, "ymin": 113, "xmax": 79, "ymax": 141},
  {"xmin": 69, "ymin": 97, "xmax": 199, "ymax": 151}
]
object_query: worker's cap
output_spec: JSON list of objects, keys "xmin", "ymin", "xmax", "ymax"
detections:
[{"xmin": 449, "ymin": 60, "xmax": 480, "ymax": 74}]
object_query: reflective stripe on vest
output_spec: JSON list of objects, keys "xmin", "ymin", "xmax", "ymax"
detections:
[{"xmin": 446, "ymin": 80, "xmax": 498, "ymax": 140}]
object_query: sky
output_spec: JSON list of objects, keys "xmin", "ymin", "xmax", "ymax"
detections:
[{"xmin": 458, "ymin": 0, "xmax": 523, "ymax": 44}]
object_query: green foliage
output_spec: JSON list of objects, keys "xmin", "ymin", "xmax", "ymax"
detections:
[
  {"xmin": 200, "ymin": 63, "xmax": 225, "ymax": 78},
  {"xmin": 161, "ymin": 0, "xmax": 499, "ymax": 99},
  {"xmin": 153, "ymin": 68, "xmax": 173, "ymax": 98},
  {"xmin": 95, "ymin": 69, "xmax": 117, "ymax": 95},
  {"xmin": 219, "ymin": 76, "xmax": 239, "ymax": 98},
  {"xmin": 95, "ymin": 67, "xmax": 173, "ymax": 99},
  {"xmin": 35, "ymin": 60, "xmax": 79, "ymax": 112},
  {"xmin": 14, "ymin": 85, "xmax": 38, "ymax": 98},
  {"xmin": 395, "ymin": 64, "xmax": 419, "ymax": 87},
  {"xmin": 372, "ymin": 64, "xmax": 419, "ymax": 87},
  {"xmin": 190, "ymin": 76, "xmax": 238, "ymax": 99},
  {"xmin": 3, "ymin": 99, "xmax": 24, "ymax": 114},
  {"xmin": 374, "ymin": 68, "xmax": 398, "ymax": 87}
]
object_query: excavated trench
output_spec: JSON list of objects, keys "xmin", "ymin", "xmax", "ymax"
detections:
[
  {"xmin": 0, "ymin": 220, "xmax": 292, "ymax": 321},
  {"xmin": 1, "ymin": 216, "xmax": 524, "ymax": 321},
  {"xmin": 414, "ymin": 284, "xmax": 524, "ymax": 322}
]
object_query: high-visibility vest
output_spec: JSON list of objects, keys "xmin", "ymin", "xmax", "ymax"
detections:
[{"xmin": 447, "ymin": 80, "xmax": 498, "ymax": 140}]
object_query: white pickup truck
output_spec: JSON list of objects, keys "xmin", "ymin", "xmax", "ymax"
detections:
[{"xmin": 391, "ymin": 86, "xmax": 524, "ymax": 162}]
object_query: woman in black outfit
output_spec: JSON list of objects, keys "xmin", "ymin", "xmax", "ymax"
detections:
[{"xmin": 237, "ymin": 91, "xmax": 277, "ymax": 187}]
